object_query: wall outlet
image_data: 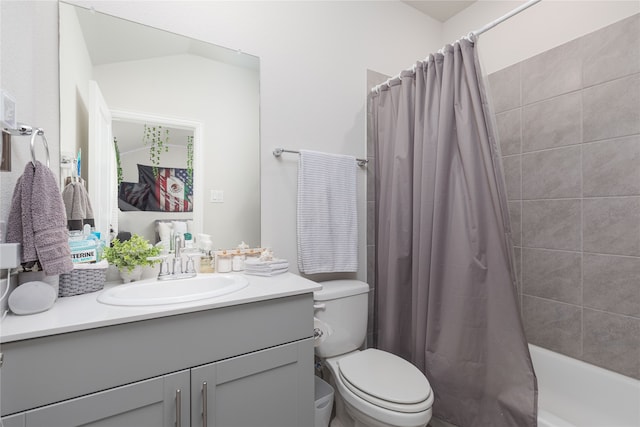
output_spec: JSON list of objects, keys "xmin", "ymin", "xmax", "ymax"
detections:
[{"xmin": 210, "ymin": 190, "xmax": 224, "ymax": 203}]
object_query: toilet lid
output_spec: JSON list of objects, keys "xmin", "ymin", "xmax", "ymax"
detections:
[{"xmin": 338, "ymin": 349, "xmax": 431, "ymax": 407}]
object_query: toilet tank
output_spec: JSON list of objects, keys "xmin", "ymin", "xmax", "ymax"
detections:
[{"xmin": 314, "ymin": 280, "xmax": 369, "ymax": 358}]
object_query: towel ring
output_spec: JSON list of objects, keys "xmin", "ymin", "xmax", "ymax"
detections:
[{"xmin": 30, "ymin": 128, "xmax": 50, "ymax": 168}]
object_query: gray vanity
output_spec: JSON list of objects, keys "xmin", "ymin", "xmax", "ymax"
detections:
[{"xmin": 0, "ymin": 273, "xmax": 320, "ymax": 427}]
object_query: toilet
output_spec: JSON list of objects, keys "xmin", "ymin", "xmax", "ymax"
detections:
[{"xmin": 314, "ymin": 280, "xmax": 433, "ymax": 427}]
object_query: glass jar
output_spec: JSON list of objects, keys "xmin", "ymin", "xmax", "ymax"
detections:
[{"xmin": 216, "ymin": 251, "xmax": 232, "ymax": 273}]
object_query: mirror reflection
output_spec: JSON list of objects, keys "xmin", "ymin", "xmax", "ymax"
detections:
[
  {"xmin": 59, "ymin": 2, "xmax": 261, "ymax": 249},
  {"xmin": 114, "ymin": 121, "xmax": 194, "ymax": 213}
]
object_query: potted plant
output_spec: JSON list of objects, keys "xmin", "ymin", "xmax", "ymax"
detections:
[{"xmin": 103, "ymin": 234, "xmax": 162, "ymax": 283}]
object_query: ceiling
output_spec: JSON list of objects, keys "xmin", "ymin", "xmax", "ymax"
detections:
[
  {"xmin": 74, "ymin": 5, "xmax": 259, "ymax": 70},
  {"xmin": 402, "ymin": 1, "xmax": 477, "ymax": 22}
]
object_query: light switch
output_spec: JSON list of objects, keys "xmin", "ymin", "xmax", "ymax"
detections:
[{"xmin": 210, "ymin": 190, "xmax": 224, "ymax": 203}]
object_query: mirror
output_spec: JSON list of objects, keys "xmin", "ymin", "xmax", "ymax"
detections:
[{"xmin": 59, "ymin": 2, "xmax": 261, "ymax": 249}]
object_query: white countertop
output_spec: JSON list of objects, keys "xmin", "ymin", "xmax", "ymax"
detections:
[{"xmin": 0, "ymin": 272, "xmax": 321, "ymax": 343}]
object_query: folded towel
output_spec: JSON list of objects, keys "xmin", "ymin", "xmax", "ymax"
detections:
[
  {"xmin": 245, "ymin": 258, "xmax": 289, "ymax": 276},
  {"xmin": 245, "ymin": 267, "xmax": 288, "ymax": 277},
  {"xmin": 297, "ymin": 150, "xmax": 358, "ymax": 274},
  {"xmin": 6, "ymin": 161, "xmax": 73, "ymax": 276}
]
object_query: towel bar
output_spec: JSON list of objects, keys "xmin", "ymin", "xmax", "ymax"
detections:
[{"xmin": 273, "ymin": 147, "xmax": 368, "ymax": 167}]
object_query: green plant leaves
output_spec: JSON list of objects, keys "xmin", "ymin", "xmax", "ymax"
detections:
[
  {"xmin": 103, "ymin": 234, "xmax": 161, "ymax": 272},
  {"xmin": 143, "ymin": 124, "xmax": 170, "ymax": 178}
]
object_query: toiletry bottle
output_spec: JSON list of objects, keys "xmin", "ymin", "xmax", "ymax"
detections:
[
  {"xmin": 69, "ymin": 232, "xmax": 98, "ymax": 264},
  {"xmin": 90, "ymin": 231, "xmax": 105, "ymax": 261},
  {"xmin": 200, "ymin": 251, "xmax": 215, "ymax": 273},
  {"xmin": 184, "ymin": 232, "xmax": 194, "ymax": 249}
]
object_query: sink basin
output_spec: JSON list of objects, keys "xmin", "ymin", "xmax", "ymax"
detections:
[{"xmin": 97, "ymin": 274, "xmax": 249, "ymax": 306}]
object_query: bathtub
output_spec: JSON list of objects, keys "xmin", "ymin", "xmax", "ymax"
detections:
[
  {"xmin": 531, "ymin": 344, "xmax": 640, "ymax": 427},
  {"xmin": 430, "ymin": 345, "xmax": 640, "ymax": 427}
]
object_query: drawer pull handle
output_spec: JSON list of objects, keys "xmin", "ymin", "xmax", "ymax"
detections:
[
  {"xmin": 176, "ymin": 388, "xmax": 182, "ymax": 427},
  {"xmin": 202, "ymin": 381, "xmax": 208, "ymax": 427}
]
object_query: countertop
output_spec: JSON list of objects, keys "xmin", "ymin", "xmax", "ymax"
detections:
[{"xmin": 0, "ymin": 272, "xmax": 321, "ymax": 343}]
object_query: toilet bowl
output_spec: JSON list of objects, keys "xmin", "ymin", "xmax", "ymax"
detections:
[
  {"xmin": 325, "ymin": 350, "xmax": 433, "ymax": 427},
  {"xmin": 314, "ymin": 280, "xmax": 433, "ymax": 427}
]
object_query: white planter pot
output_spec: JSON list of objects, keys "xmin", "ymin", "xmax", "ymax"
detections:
[{"xmin": 119, "ymin": 266, "xmax": 143, "ymax": 284}]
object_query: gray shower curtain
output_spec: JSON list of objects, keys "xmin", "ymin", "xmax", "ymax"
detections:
[{"xmin": 370, "ymin": 39, "xmax": 537, "ymax": 427}]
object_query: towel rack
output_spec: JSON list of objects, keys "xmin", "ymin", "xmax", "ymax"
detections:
[
  {"xmin": 3, "ymin": 123, "xmax": 50, "ymax": 168},
  {"xmin": 273, "ymin": 147, "xmax": 368, "ymax": 167}
]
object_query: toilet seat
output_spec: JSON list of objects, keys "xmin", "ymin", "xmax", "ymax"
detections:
[{"xmin": 337, "ymin": 349, "xmax": 433, "ymax": 413}]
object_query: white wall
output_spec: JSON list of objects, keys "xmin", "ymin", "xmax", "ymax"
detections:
[
  {"xmin": 443, "ymin": 0, "xmax": 640, "ymax": 74},
  {"xmin": 0, "ymin": 1, "xmax": 59, "ymax": 227}
]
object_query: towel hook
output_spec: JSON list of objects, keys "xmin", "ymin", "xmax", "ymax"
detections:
[{"xmin": 29, "ymin": 127, "xmax": 50, "ymax": 168}]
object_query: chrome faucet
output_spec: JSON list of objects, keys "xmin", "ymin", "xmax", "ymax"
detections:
[
  {"xmin": 173, "ymin": 233, "xmax": 185, "ymax": 275},
  {"xmin": 155, "ymin": 233, "xmax": 199, "ymax": 280}
]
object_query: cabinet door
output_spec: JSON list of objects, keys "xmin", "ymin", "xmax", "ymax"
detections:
[
  {"xmin": 1, "ymin": 413, "xmax": 25, "ymax": 427},
  {"xmin": 191, "ymin": 339, "xmax": 314, "ymax": 427},
  {"xmin": 24, "ymin": 370, "xmax": 190, "ymax": 427}
]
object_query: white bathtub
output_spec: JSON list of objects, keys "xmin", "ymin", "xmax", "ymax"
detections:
[
  {"xmin": 531, "ymin": 344, "xmax": 640, "ymax": 427},
  {"xmin": 430, "ymin": 345, "xmax": 640, "ymax": 427}
]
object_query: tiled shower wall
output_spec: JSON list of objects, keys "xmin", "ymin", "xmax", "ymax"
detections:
[{"xmin": 489, "ymin": 14, "xmax": 640, "ymax": 379}]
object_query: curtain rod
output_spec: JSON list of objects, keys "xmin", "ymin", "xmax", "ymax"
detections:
[
  {"xmin": 370, "ymin": 0, "xmax": 543, "ymax": 94},
  {"xmin": 471, "ymin": 0, "xmax": 542, "ymax": 37}
]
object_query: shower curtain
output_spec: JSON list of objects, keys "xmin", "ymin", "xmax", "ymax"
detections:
[{"xmin": 370, "ymin": 39, "xmax": 537, "ymax": 427}]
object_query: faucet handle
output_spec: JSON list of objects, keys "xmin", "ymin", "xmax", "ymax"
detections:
[
  {"xmin": 148, "ymin": 255, "xmax": 172, "ymax": 278},
  {"xmin": 184, "ymin": 253, "xmax": 204, "ymax": 274}
]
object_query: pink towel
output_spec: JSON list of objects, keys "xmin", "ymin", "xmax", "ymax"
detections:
[{"xmin": 6, "ymin": 161, "xmax": 73, "ymax": 276}]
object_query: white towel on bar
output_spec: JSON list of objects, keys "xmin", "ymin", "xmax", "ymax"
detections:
[{"xmin": 297, "ymin": 150, "xmax": 358, "ymax": 274}]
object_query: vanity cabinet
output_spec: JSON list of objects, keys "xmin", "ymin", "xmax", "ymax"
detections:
[{"xmin": 1, "ymin": 294, "xmax": 315, "ymax": 427}]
